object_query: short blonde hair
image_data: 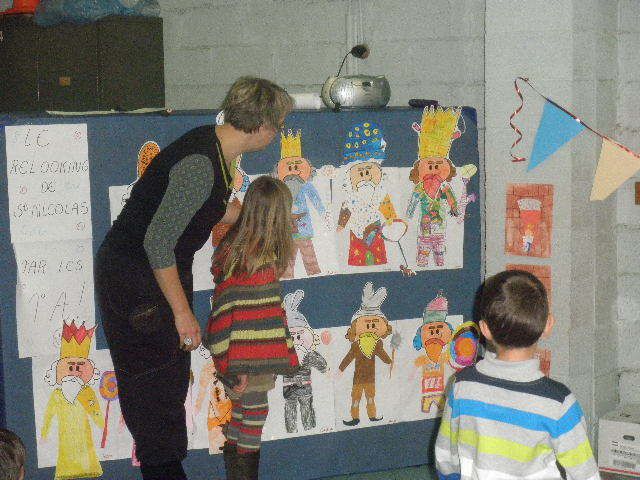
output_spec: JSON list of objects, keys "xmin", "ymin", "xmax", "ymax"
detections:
[{"xmin": 221, "ymin": 77, "xmax": 294, "ymax": 133}]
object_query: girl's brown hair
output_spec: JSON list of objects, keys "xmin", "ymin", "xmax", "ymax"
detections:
[{"xmin": 216, "ymin": 176, "xmax": 293, "ymax": 277}]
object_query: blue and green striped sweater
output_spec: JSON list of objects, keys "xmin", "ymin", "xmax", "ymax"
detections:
[{"xmin": 436, "ymin": 355, "xmax": 600, "ymax": 480}]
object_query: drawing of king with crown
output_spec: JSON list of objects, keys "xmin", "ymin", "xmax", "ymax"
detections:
[
  {"xmin": 275, "ymin": 129, "xmax": 329, "ymax": 278},
  {"xmin": 42, "ymin": 321, "xmax": 104, "ymax": 479},
  {"xmin": 406, "ymin": 107, "xmax": 463, "ymax": 267},
  {"xmin": 336, "ymin": 122, "xmax": 398, "ymax": 267}
]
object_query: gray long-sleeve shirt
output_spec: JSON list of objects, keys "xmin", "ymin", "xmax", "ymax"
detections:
[{"xmin": 143, "ymin": 154, "xmax": 215, "ymax": 269}]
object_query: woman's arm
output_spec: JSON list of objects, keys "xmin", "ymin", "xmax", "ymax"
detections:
[{"xmin": 143, "ymin": 154, "xmax": 215, "ymax": 350}]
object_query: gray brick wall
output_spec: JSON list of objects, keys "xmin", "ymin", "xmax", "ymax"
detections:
[
  {"xmin": 616, "ymin": 0, "xmax": 640, "ymax": 406},
  {"xmin": 158, "ymin": 0, "xmax": 485, "ymax": 117},
  {"xmin": 485, "ymin": 0, "xmax": 625, "ymax": 444}
]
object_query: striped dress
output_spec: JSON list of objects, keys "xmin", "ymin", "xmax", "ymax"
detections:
[
  {"xmin": 436, "ymin": 355, "xmax": 600, "ymax": 480},
  {"xmin": 206, "ymin": 265, "xmax": 299, "ymax": 376}
]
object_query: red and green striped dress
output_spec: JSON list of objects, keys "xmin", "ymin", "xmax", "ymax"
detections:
[{"xmin": 206, "ymin": 264, "xmax": 299, "ymax": 376}]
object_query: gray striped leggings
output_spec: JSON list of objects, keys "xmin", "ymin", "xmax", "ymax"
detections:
[{"xmin": 224, "ymin": 389, "xmax": 270, "ymax": 454}]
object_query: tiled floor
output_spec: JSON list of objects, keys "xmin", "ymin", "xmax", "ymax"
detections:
[{"xmin": 321, "ymin": 464, "xmax": 437, "ymax": 479}]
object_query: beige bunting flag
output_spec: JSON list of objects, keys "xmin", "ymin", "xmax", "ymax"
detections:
[{"xmin": 590, "ymin": 138, "xmax": 640, "ymax": 201}]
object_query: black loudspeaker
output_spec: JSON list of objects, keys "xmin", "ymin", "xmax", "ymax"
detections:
[
  {"xmin": 0, "ymin": 15, "xmax": 165, "ymax": 113},
  {"xmin": 0, "ymin": 15, "xmax": 40, "ymax": 112}
]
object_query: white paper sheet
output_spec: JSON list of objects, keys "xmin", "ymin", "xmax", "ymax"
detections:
[
  {"xmin": 192, "ymin": 239, "xmax": 215, "ymax": 292},
  {"xmin": 32, "ymin": 350, "xmax": 135, "ymax": 469},
  {"xmin": 330, "ymin": 315, "xmax": 465, "ymax": 432},
  {"xmin": 31, "ymin": 310, "xmax": 471, "ymax": 467},
  {"xmin": 15, "ymin": 240, "xmax": 96, "ymax": 358},
  {"xmin": 285, "ymin": 172, "xmax": 340, "ymax": 280},
  {"xmin": 189, "ymin": 346, "xmax": 226, "ymax": 453},
  {"xmin": 107, "ymin": 184, "xmax": 133, "ymax": 225},
  {"xmin": 110, "ymin": 161, "xmax": 471, "ymax": 291},
  {"xmin": 6, "ymin": 124, "xmax": 92, "ymax": 242}
]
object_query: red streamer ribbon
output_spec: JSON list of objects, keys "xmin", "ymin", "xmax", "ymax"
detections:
[{"xmin": 509, "ymin": 77, "xmax": 528, "ymax": 162}]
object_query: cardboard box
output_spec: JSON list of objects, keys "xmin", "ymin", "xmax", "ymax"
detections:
[{"xmin": 599, "ymin": 404, "xmax": 640, "ymax": 477}]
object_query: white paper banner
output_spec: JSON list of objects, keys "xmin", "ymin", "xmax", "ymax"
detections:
[
  {"xmin": 6, "ymin": 124, "xmax": 92, "ymax": 242},
  {"xmin": 107, "ymin": 161, "xmax": 472, "ymax": 290},
  {"xmin": 32, "ymin": 311, "xmax": 471, "ymax": 467},
  {"xmin": 15, "ymin": 240, "xmax": 96, "ymax": 358}
]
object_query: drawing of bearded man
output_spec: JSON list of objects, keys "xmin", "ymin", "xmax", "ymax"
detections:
[
  {"xmin": 337, "ymin": 122, "xmax": 397, "ymax": 267},
  {"xmin": 42, "ymin": 321, "xmax": 104, "ymax": 480},
  {"xmin": 339, "ymin": 283, "xmax": 392, "ymax": 426}
]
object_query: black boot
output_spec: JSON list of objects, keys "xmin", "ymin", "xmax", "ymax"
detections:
[
  {"xmin": 222, "ymin": 443, "xmax": 238, "ymax": 480},
  {"xmin": 236, "ymin": 450, "xmax": 260, "ymax": 480}
]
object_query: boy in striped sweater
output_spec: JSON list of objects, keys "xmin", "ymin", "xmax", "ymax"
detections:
[
  {"xmin": 206, "ymin": 176, "xmax": 299, "ymax": 480},
  {"xmin": 436, "ymin": 270, "xmax": 600, "ymax": 480}
]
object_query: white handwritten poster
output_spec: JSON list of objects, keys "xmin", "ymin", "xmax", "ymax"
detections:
[
  {"xmin": 15, "ymin": 240, "xmax": 96, "ymax": 358},
  {"xmin": 6, "ymin": 124, "xmax": 92, "ymax": 243}
]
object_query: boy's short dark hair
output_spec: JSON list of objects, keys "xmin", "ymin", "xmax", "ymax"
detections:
[
  {"xmin": 0, "ymin": 428, "xmax": 26, "ymax": 480},
  {"xmin": 479, "ymin": 270, "xmax": 549, "ymax": 348}
]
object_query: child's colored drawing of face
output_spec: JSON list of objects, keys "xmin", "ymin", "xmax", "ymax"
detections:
[
  {"xmin": 421, "ymin": 322, "xmax": 453, "ymax": 362},
  {"xmin": 290, "ymin": 326, "xmax": 315, "ymax": 349},
  {"xmin": 354, "ymin": 315, "xmax": 388, "ymax": 338},
  {"xmin": 418, "ymin": 157, "xmax": 451, "ymax": 181},
  {"xmin": 277, "ymin": 157, "xmax": 312, "ymax": 182},
  {"xmin": 56, "ymin": 357, "xmax": 95, "ymax": 385},
  {"xmin": 349, "ymin": 162, "xmax": 382, "ymax": 190}
]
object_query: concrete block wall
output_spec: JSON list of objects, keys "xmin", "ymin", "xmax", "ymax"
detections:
[
  {"xmin": 572, "ymin": 0, "xmax": 619, "ymax": 424},
  {"xmin": 158, "ymin": 0, "xmax": 485, "ymax": 121},
  {"xmin": 616, "ymin": 0, "xmax": 640, "ymax": 405},
  {"xmin": 158, "ymin": 0, "xmax": 487, "ymax": 262},
  {"xmin": 485, "ymin": 0, "xmax": 623, "ymax": 440},
  {"xmin": 485, "ymin": 0, "xmax": 576, "ymax": 402}
]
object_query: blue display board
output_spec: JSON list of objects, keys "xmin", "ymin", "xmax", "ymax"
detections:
[{"xmin": 0, "ymin": 107, "xmax": 481, "ymax": 479}]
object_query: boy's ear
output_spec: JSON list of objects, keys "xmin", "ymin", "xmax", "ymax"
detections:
[
  {"xmin": 479, "ymin": 320, "xmax": 493, "ymax": 342},
  {"xmin": 19, "ymin": 465, "xmax": 25, "ymax": 480},
  {"xmin": 541, "ymin": 314, "xmax": 555, "ymax": 339}
]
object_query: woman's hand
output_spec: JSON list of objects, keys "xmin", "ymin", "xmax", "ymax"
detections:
[
  {"xmin": 174, "ymin": 310, "xmax": 201, "ymax": 352},
  {"xmin": 151, "ymin": 265, "xmax": 200, "ymax": 352}
]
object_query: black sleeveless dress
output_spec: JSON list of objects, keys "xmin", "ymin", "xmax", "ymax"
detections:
[{"xmin": 94, "ymin": 125, "xmax": 231, "ymax": 466}]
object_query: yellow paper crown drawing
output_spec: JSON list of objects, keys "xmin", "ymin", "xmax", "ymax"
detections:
[
  {"xmin": 418, "ymin": 106, "xmax": 461, "ymax": 159},
  {"xmin": 60, "ymin": 321, "xmax": 95, "ymax": 358},
  {"xmin": 281, "ymin": 130, "xmax": 302, "ymax": 159}
]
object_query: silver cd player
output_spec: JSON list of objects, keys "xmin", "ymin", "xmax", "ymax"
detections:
[{"xmin": 321, "ymin": 75, "xmax": 391, "ymax": 110}]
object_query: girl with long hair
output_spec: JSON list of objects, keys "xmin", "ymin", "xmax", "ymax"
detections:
[{"xmin": 206, "ymin": 176, "xmax": 299, "ymax": 480}]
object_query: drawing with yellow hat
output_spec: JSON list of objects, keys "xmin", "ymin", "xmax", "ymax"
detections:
[
  {"xmin": 406, "ymin": 107, "xmax": 463, "ymax": 267},
  {"xmin": 275, "ymin": 129, "xmax": 328, "ymax": 278},
  {"xmin": 42, "ymin": 321, "xmax": 104, "ymax": 479}
]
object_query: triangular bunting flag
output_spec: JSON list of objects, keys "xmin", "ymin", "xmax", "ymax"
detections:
[
  {"xmin": 590, "ymin": 139, "xmax": 640, "ymax": 201},
  {"xmin": 528, "ymin": 101, "xmax": 586, "ymax": 171}
]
